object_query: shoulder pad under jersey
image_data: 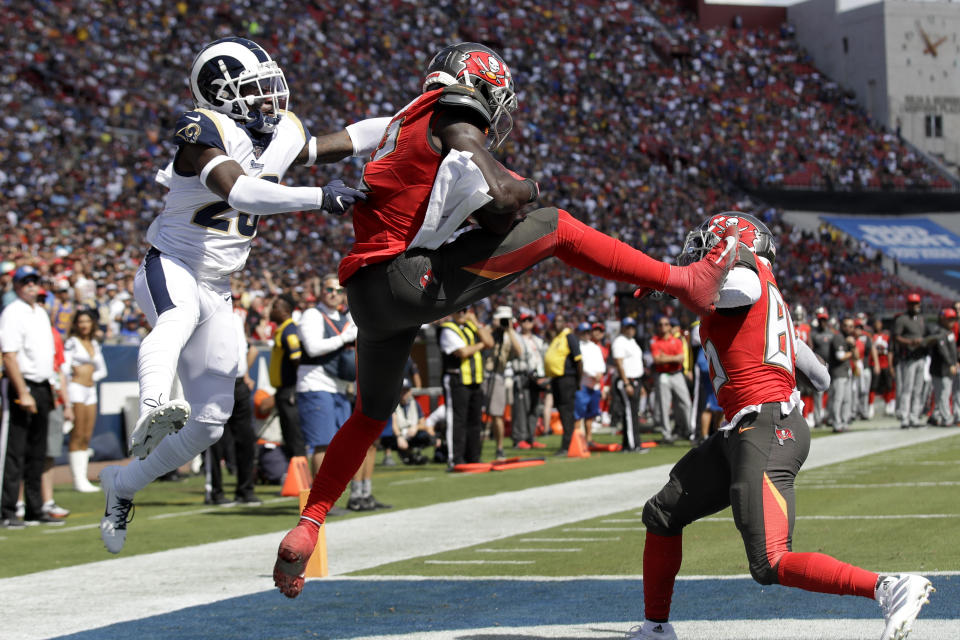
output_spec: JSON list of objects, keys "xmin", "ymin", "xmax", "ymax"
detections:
[
  {"xmin": 437, "ymin": 85, "xmax": 492, "ymax": 124},
  {"xmin": 171, "ymin": 110, "xmax": 227, "ymax": 151},
  {"xmin": 736, "ymin": 248, "xmax": 759, "ymax": 274}
]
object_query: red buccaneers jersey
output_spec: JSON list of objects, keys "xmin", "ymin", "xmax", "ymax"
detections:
[
  {"xmin": 699, "ymin": 259, "xmax": 797, "ymax": 424},
  {"xmin": 795, "ymin": 322, "xmax": 810, "ymax": 345},
  {"xmin": 339, "ymin": 90, "xmax": 448, "ymax": 283},
  {"xmin": 874, "ymin": 330, "xmax": 891, "ymax": 368}
]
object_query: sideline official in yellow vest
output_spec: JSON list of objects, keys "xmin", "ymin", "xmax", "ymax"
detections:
[{"xmin": 438, "ymin": 306, "xmax": 494, "ymax": 467}]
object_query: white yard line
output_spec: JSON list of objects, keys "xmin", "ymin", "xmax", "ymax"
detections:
[
  {"xmin": 423, "ymin": 559, "xmax": 536, "ymax": 565},
  {"xmin": 0, "ymin": 426, "xmax": 957, "ymax": 640},
  {"xmin": 474, "ymin": 547, "xmax": 582, "ymax": 553}
]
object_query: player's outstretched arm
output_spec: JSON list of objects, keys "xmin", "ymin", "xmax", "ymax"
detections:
[
  {"xmin": 435, "ymin": 110, "xmax": 537, "ymax": 235},
  {"xmin": 294, "ymin": 117, "xmax": 392, "ymax": 166},
  {"xmin": 182, "ymin": 144, "xmax": 364, "ymax": 216},
  {"xmin": 796, "ymin": 339, "xmax": 830, "ymax": 391}
]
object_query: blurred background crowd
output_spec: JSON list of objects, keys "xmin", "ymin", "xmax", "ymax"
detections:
[{"xmin": 0, "ymin": 0, "xmax": 956, "ymax": 347}]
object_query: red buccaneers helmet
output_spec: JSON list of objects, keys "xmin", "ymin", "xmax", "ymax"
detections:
[
  {"xmin": 680, "ymin": 212, "xmax": 776, "ymax": 266},
  {"xmin": 422, "ymin": 42, "xmax": 518, "ymax": 149}
]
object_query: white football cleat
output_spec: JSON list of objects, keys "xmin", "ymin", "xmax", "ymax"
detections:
[
  {"xmin": 99, "ymin": 465, "xmax": 135, "ymax": 554},
  {"xmin": 129, "ymin": 399, "xmax": 190, "ymax": 458},
  {"xmin": 876, "ymin": 573, "xmax": 934, "ymax": 640},
  {"xmin": 627, "ymin": 620, "xmax": 678, "ymax": 640}
]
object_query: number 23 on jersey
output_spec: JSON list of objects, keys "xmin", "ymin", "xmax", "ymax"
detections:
[{"xmin": 190, "ymin": 175, "xmax": 279, "ymax": 237}]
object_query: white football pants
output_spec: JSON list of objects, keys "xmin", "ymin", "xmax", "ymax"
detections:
[{"xmin": 115, "ymin": 250, "xmax": 237, "ymax": 498}]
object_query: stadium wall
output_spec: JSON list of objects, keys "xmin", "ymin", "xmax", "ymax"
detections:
[
  {"xmin": 789, "ymin": 0, "xmax": 960, "ymax": 168},
  {"xmin": 695, "ymin": 1, "xmax": 786, "ymax": 30},
  {"xmin": 746, "ymin": 187, "xmax": 960, "ymax": 213}
]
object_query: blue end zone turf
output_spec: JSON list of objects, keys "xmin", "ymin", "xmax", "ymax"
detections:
[{"xmin": 56, "ymin": 576, "xmax": 958, "ymax": 639}]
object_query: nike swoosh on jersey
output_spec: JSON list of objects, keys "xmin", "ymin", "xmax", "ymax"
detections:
[
  {"xmin": 185, "ymin": 114, "xmax": 201, "ymax": 122},
  {"xmin": 738, "ymin": 426, "xmax": 756, "ymax": 434}
]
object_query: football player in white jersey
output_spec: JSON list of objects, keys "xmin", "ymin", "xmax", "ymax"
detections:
[{"xmin": 98, "ymin": 37, "xmax": 390, "ymax": 554}]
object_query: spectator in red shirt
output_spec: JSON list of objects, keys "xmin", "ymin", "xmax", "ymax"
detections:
[{"xmin": 649, "ymin": 315, "xmax": 692, "ymax": 444}]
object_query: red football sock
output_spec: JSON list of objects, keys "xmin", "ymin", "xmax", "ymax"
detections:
[
  {"xmin": 553, "ymin": 209, "xmax": 670, "ymax": 290},
  {"xmin": 300, "ymin": 409, "xmax": 387, "ymax": 525},
  {"xmin": 643, "ymin": 532, "xmax": 683, "ymax": 622},
  {"xmin": 777, "ymin": 552, "xmax": 878, "ymax": 599}
]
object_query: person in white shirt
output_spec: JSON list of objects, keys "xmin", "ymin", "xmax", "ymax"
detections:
[
  {"xmin": 296, "ymin": 274, "xmax": 357, "ymax": 476},
  {"xmin": 575, "ymin": 321, "xmax": 607, "ymax": 445},
  {"xmin": 0, "ymin": 266, "xmax": 65, "ymax": 527},
  {"xmin": 384, "ymin": 379, "xmax": 434, "ymax": 465},
  {"xmin": 612, "ymin": 317, "xmax": 646, "ymax": 451}
]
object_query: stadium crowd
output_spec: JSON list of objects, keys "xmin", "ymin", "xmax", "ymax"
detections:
[{"xmin": 0, "ymin": 0, "xmax": 955, "ymax": 345}]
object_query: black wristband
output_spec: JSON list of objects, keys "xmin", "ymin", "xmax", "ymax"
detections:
[{"xmin": 524, "ymin": 178, "xmax": 538, "ymax": 203}]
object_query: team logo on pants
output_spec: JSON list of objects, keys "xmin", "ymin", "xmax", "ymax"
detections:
[
  {"xmin": 420, "ymin": 269, "xmax": 434, "ymax": 288},
  {"xmin": 775, "ymin": 427, "xmax": 795, "ymax": 445}
]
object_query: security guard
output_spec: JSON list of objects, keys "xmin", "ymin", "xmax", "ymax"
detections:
[
  {"xmin": 438, "ymin": 306, "xmax": 493, "ymax": 466},
  {"xmin": 269, "ymin": 293, "xmax": 305, "ymax": 459}
]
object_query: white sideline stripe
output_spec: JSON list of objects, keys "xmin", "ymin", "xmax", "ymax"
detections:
[
  {"xmin": 563, "ymin": 527, "xmax": 646, "ymax": 531},
  {"xmin": 601, "ymin": 518, "xmax": 642, "ymax": 523},
  {"xmin": 1, "ymin": 426, "xmax": 957, "ymax": 640},
  {"xmin": 346, "ymin": 571, "xmax": 960, "ymax": 582},
  {"xmin": 149, "ymin": 496, "xmax": 292, "ymax": 520},
  {"xmin": 360, "ymin": 620, "xmax": 959, "ymax": 640},
  {"xmin": 389, "ymin": 477, "xmax": 437, "ymax": 486},
  {"xmin": 424, "ymin": 560, "xmax": 535, "ymax": 565},
  {"xmin": 42, "ymin": 523, "xmax": 100, "ymax": 534},
  {"xmin": 519, "ymin": 537, "xmax": 619, "ymax": 542},
  {"xmin": 801, "ymin": 481, "xmax": 960, "ymax": 488},
  {"xmin": 43, "ymin": 497, "xmax": 295, "ymax": 533},
  {"xmin": 475, "ymin": 547, "xmax": 581, "ymax": 553}
]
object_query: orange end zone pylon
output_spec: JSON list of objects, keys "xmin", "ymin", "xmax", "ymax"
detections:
[
  {"xmin": 281, "ymin": 456, "xmax": 312, "ymax": 497},
  {"xmin": 297, "ymin": 489, "xmax": 328, "ymax": 578},
  {"xmin": 568, "ymin": 430, "xmax": 591, "ymax": 458}
]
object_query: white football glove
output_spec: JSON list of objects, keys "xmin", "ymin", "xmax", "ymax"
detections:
[{"xmin": 340, "ymin": 323, "xmax": 358, "ymax": 345}]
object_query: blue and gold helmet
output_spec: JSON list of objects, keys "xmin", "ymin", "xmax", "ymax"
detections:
[{"xmin": 190, "ymin": 37, "xmax": 289, "ymax": 133}]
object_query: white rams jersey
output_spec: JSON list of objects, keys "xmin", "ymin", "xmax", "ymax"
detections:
[{"xmin": 149, "ymin": 108, "xmax": 309, "ymax": 279}]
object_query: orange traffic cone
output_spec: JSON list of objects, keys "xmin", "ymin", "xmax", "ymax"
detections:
[
  {"xmin": 567, "ymin": 430, "xmax": 591, "ymax": 458},
  {"xmin": 281, "ymin": 456, "xmax": 311, "ymax": 497},
  {"xmin": 297, "ymin": 489, "xmax": 328, "ymax": 577}
]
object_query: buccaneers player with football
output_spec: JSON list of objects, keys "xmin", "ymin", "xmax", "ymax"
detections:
[
  {"xmin": 631, "ymin": 213, "xmax": 933, "ymax": 640},
  {"xmin": 273, "ymin": 42, "xmax": 740, "ymax": 598}
]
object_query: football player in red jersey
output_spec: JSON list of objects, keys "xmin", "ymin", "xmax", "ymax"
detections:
[
  {"xmin": 870, "ymin": 317, "xmax": 897, "ymax": 416},
  {"xmin": 273, "ymin": 42, "xmax": 740, "ymax": 598},
  {"xmin": 791, "ymin": 304, "xmax": 817, "ymax": 425},
  {"xmin": 631, "ymin": 213, "xmax": 933, "ymax": 640}
]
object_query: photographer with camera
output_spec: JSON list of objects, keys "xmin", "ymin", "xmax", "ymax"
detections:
[
  {"xmin": 486, "ymin": 306, "xmax": 523, "ymax": 459},
  {"xmin": 511, "ymin": 312, "xmax": 547, "ymax": 450}
]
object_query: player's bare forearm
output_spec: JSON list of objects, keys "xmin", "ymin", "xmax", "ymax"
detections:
[
  {"xmin": 294, "ymin": 130, "xmax": 355, "ymax": 166},
  {"xmin": 437, "ymin": 115, "xmax": 531, "ymax": 213}
]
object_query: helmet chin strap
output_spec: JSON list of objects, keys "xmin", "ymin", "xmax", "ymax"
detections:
[{"xmin": 244, "ymin": 109, "xmax": 281, "ymax": 133}]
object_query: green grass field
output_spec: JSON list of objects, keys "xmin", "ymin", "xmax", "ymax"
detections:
[{"xmin": 3, "ymin": 429, "xmax": 959, "ymax": 580}]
